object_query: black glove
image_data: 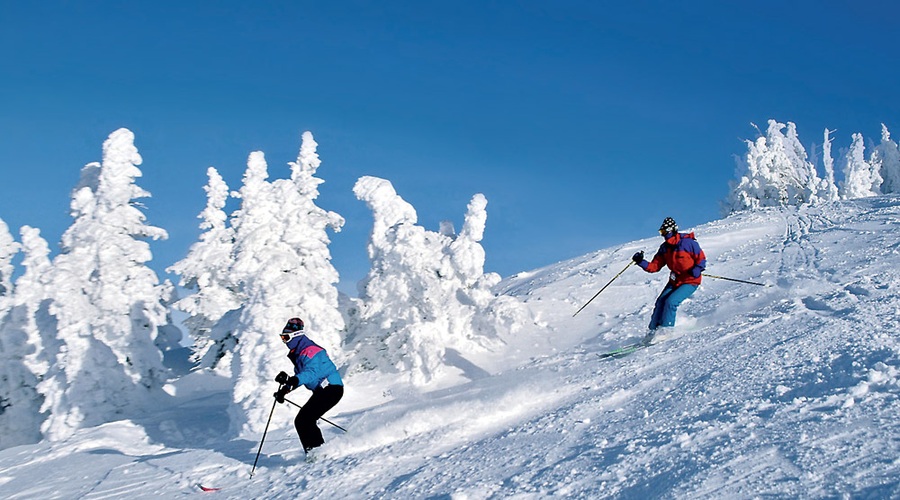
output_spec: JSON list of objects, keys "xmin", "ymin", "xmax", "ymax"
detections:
[
  {"xmin": 275, "ymin": 371, "xmax": 289, "ymax": 384},
  {"xmin": 274, "ymin": 385, "xmax": 290, "ymax": 404},
  {"xmin": 632, "ymin": 251, "xmax": 644, "ymax": 264}
]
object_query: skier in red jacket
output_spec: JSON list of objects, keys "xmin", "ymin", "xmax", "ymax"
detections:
[{"xmin": 632, "ymin": 217, "xmax": 706, "ymax": 334}]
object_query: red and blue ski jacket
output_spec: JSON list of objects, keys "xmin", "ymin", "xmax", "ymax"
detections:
[
  {"xmin": 286, "ymin": 335, "xmax": 343, "ymax": 391},
  {"xmin": 638, "ymin": 232, "xmax": 707, "ymax": 286}
]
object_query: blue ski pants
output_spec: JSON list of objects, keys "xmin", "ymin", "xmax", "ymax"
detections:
[{"xmin": 649, "ymin": 283, "xmax": 698, "ymax": 330}]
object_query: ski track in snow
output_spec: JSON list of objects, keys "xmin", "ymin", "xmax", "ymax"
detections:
[{"xmin": 2, "ymin": 198, "xmax": 900, "ymax": 498}]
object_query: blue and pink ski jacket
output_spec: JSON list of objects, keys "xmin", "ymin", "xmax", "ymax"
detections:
[
  {"xmin": 286, "ymin": 335, "xmax": 343, "ymax": 391},
  {"xmin": 638, "ymin": 232, "xmax": 707, "ymax": 286}
]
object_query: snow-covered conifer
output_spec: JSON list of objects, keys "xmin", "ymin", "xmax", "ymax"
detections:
[
  {"xmin": 871, "ymin": 124, "xmax": 900, "ymax": 194},
  {"xmin": 840, "ymin": 133, "xmax": 882, "ymax": 199},
  {"xmin": 11, "ymin": 226, "xmax": 55, "ymax": 376},
  {"xmin": 350, "ymin": 177, "xmax": 528, "ymax": 385},
  {"xmin": 226, "ymin": 132, "xmax": 345, "ymax": 436},
  {"xmin": 818, "ymin": 128, "xmax": 840, "ymax": 202},
  {"xmin": 168, "ymin": 167, "xmax": 240, "ymax": 371},
  {"xmin": 449, "ymin": 194, "xmax": 531, "ymax": 343},
  {"xmin": 0, "ymin": 225, "xmax": 54, "ymax": 448},
  {"xmin": 784, "ymin": 122, "xmax": 820, "ymax": 204},
  {"xmin": 39, "ymin": 129, "xmax": 171, "ymax": 440},
  {"xmin": 0, "ymin": 220, "xmax": 39, "ymax": 449},
  {"xmin": 724, "ymin": 120, "xmax": 820, "ymax": 212},
  {"xmin": 277, "ymin": 131, "xmax": 345, "ymax": 353},
  {"xmin": 0, "ymin": 218, "xmax": 17, "ymax": 300}
]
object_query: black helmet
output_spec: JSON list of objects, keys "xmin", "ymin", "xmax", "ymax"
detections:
[{"xmin": 659, "ymin": 217, "xmax": 678, "ymax": 235}]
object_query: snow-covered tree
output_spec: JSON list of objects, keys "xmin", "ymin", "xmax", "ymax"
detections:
[
  {"xmin": 223, "ymin": 132, "xmax": 346, "ymax": 436},
  {"xmin": 840, "ymin": 132, "xmax": 882, "ymax": 199},
  {"xmin": 871, "ymin": 124, "xmax": 900, "ymax": 194},
  {"xmin": 0, "ymin": 225, "xmax": 54, "ymax": 448},
  {"xmin": 350, "ymin": 176, "xmax": 529, "ymax": 385},
  {"xmin": 783, "ymin": 122, "xmax": 820, "ymax": 204},
  {"xmin": 0, "ymin": 219, "xmax": 37, "ymax": 449},
  {"xmin": 0, "ymin": 218, "xmax": 16, "ymax": 300},
  {"xmin": 10, "ymin": 226, "xmax": 56, "ymax": 376},
  {"xmin": 168, "ymin": 167, "xmax": 240, "ymax": 372},
  {"xmin": 818, "ymin": 128, "xmax": 840, "ymax": 202},
  {"xmin": 724, "ymin": 120, "xmax": 820, "ymax": 212},
  {"xmin": 39, "ymin": 128, "xmax": 171, "ymax": 440},
  {"xmin": 447, "ymin": 194, "xmax": 532, "ymax": 344}
]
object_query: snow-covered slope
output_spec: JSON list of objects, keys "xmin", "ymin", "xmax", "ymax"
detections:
[{"xmin": 2, "ymin": 198, "xmax": 899, "ymax": 499}]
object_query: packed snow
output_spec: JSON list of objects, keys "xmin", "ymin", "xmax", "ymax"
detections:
[{"xmin": 1, "ymin": 195, "xmax": 899, "ymax": 498}]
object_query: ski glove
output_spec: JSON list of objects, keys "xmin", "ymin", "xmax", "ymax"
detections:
[
  {"xmin": 691, "ymin": 266, "xmax": 703, "ymax": 278},
  {"xmin": 632, "ymin": 251, "xmax": 644, "ymax": 264},
  {"xmin": 275, "ymin": 372, "xmax": 299, "ymax": 389},
  {"xmin": 274, "ymin": 385, "xmax": 291, "ymax": 404}
]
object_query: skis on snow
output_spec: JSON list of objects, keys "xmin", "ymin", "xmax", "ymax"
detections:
[
  {"xmin": 597, "ymin": 341, "xmax": 649, "ymax": 359},
  {"xmin": 598, "ymin": 330, "xmax": 680, "ymax": 359}
]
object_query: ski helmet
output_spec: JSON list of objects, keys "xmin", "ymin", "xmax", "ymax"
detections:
[
  {"xmin": 280, "ymin": 317, "xmax": 304, "ymax": 342},
  {"xmin": 659, "ymin": 217, "xmax": 678, "ymax": 235}
]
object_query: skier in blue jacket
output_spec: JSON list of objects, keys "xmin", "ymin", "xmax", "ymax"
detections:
[{"xmin": 274, "ymin": 317, "xmax": 344, "ymax": 454}]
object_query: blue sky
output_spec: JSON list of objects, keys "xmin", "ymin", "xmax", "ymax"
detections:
[{"xmin": 2, "ymin": 1, "xmax": 898, "ymax": 294}]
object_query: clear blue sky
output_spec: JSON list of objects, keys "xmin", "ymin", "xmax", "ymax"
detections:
[{"xmin": 2, "ymin": 1, "xmax": 898, "ymax": 294}]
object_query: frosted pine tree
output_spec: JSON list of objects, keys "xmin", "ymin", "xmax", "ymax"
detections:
[
  {"xmin": 0, "ymin": 219, "xmax": 39, "ymax": 449},
  {"xmin": 168, "ymin": 167, "xmax": 240, "ymax": 372},
  {"xmin": 275, "ymin": 131, "xmax": 345, "ymax": 354},
  {"xmin": 725, "ymin": 120, "xmax": 819, "ymax": 212},
  {"xmin": 226, "ymin": 132, "xmax": 345, "ymax": 436},
  {"xmin": 351, "ymin": 176, "xmax": 442, "ymax": 383},
  {"xmin": 840, "ymin": 132, "xmax": 882, "ymax": 199},
  {"xmin": 818, "ymin": 128, "xmax": 840, "ymax": 202},
  {"xmin": 783, "ymin": 122, "xmax": 820, "ymax": 204},
  {"xmin": 0, "ymin": 218, "xmax": 16, "ymax": 299},
  {"xmin": 871, "ymin": 124, "xmax": 900, "ymax": 194},
  {"xmin": 351, "ymin": 176, "xmax": 527, "ymax": 385},
  {"xmin": 0, "ymin": 226, "xmax": 54, "ymax": 448},
  {"xmin": 447, "ymin": 194, "xmax": 531, "ymax": 343},
  {"xmin": 10, "ymin": 226, "xmax": 56, "ymax": 377},
  {"xmin": 39, "ymin": 129, "xmax": 171, "ymax": 440}
]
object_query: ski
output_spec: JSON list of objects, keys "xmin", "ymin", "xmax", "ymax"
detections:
[
  {"xmin": 598, "ymin": 331, "xmax": 681, "ymax": 359},
  {"xmin": 598, "ymin": 341, "xmax": 648, "ymax": 359},
  {"xmin": 197, "ymin": 484, "xmax": 221, "ymax": 492}
]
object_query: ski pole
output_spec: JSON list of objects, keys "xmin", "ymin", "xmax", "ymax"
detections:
[
  {"xmin": 250, "ymin": 384, "xmax": 282, "ymax": 478},
  {"xmin": 701, "ymin": 273, "xmax": 769, "ymax": 287},
  {"xmin": 283, "ymin": 397, "xmax": 348, "ymax": 433},
  {"xmin": 573, "ymin": 261, "xmax": 635, "ymax": 317}
]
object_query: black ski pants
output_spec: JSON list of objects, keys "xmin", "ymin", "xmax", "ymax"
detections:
[{"xmin": 294, "ymin": 384, "xmax": 344, "ymax": 451}]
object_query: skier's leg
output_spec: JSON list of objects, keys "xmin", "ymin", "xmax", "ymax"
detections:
[
  {"xmin": 648, "ymin": 284, "xmax": 676, "ymax": 330},
  {"xmin": 314, "ymin": 385, "xmax": 343, "ymax": 420},
  {"xmin": 295, "ymin": 393, "xmax": 325, "ymax": 451},
  {"xmin": 658, "ymin": 284, "xmax": 698, "ymax": 328},
  {"xmin": 294, "ymin": 385, "xmax": 344, "ymax": 451}
]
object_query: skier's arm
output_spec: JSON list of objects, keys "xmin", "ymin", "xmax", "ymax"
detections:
[
  {"xmin": 642, "ymin": 248, "xmax": 667, "ymax": 273},
  {"xmin": 689, "ymin": 243, "xmax": 707, "ymax": 278}
]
